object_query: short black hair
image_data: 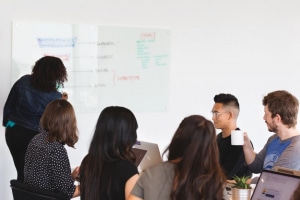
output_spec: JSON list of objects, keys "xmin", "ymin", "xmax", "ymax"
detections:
[{"xmin": 213, "ymin": 93, "xmax": 239, "ymax": 109}]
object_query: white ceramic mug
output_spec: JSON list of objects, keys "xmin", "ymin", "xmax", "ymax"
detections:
[{"xmin": 231, "ymin": 130, "xmax": 244, "ymax": 145}]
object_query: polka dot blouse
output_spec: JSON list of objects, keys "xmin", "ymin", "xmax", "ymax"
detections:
[{"xmin": 24, "ymin": 131, "xmax": 76, "ymax": 198}]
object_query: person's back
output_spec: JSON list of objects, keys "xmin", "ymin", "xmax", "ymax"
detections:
[
  {"xmin": 130, "ymin": 162, "xmax": 175, "ymax": 200},
  {"xmin": 24, "ymin": 99, "xmax": 79, "ymax": 198},
  {"xmin": 212, "ymin": 93, "xmax": 252, "ymax": 179},
  {"xmin": 3, "ymin": 56, "xmax": 68, "ymax": 181},
  {"xmin": 24, "ymin": 132, "xmax": 74, "ymax": 196},
  {"xmin": 79, "ymin": 106, "xmax": 139, "ymax": 200},
  {"xmin": 81, "ymin": 156, "xmax": 138, "ymax": 200},
  {"xmin": 4, "ymin": 75, "xmax": 62, "ymax": 131},
  {"xmin": 3, "ymin": 56, "xmax": 67, "ymax": 132},
  {"xmin": 129, "ymin": 115, "xmax": 229, "ymax": 200}
]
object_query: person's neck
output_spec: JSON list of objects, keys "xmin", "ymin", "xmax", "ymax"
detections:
[
  {"xmin": 277, "ymin": 126, "xmax": 300, "ymax": 140},
  {"xmin": 222, "ymin": 125, "xmax": 238, "ymax": 138}
]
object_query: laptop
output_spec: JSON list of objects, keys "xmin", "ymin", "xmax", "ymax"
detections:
[
  {"xmin": 251, "ymin": 169, "xmax": 300, "ymax": 200},
  {"xmin": 132, "ymin": 140, "xmax": 163, "ymax": 172}
]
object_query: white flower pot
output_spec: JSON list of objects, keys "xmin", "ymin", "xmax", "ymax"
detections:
[{"xmin": 231, "ymin": 188, "xmax": 252, "ymax": 200}]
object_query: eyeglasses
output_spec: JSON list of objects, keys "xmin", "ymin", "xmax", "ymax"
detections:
[{"xmin": 211, "ymin": 111, "xmax": 227, "ymax": 118}]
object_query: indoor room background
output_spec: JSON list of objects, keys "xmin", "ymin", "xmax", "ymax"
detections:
[{"xmin": 1, "ymin": 1, "xmax": 300, "ymax": 199}]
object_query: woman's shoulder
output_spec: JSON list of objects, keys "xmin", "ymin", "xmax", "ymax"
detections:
[
  {"xmin": 114, "ymin": 159, "xmax": 138, "ymax": 174},
  {"xmin": 117, "ymin": 159, "xmax": 136, "ymax": 168},
  {"xmin": 144, "ymin": 162, "xmax": 175, "ymax": 176},
  {"xmin": 14, "ymin": 74, "xmax": 31, "ymax": 85},
  {"xmin": 138, "ymin": 162, "xmax": 175, "ymax": 185},
  {"xmin": 30, "ymin": 131, "xmax": 46, "ymax": 143},
  {"xmin": 114, "ymin": 159, "xmax": 138, "ymax": 180}
]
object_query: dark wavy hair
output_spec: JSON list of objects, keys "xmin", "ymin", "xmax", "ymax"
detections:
[
  {"xmin": 263, "ymin": 90, "xmax": 299, "ymax": 128},
  {"xmin": 40, "ymin": 99, "xmax": 78, "ymax": 147},
  {"xmin": 31, "ymin": 56, "xmax": 67, "ymax": 92},
  {"xmin": 163, "ymin": 115, "xmax": 227, "ymax": 200},
  {"xmin": 80, "ymin": 106, "xmax": 138, "ymax": 200}
]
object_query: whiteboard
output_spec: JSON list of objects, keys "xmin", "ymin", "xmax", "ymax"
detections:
[{"xmin": 12, "ymin": 21, "xmax": 171, "ymax": 112}]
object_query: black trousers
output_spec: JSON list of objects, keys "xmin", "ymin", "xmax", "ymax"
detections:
[{"xmin": 5, "ymin": 125, "xmax": 39, "ymax": 181}]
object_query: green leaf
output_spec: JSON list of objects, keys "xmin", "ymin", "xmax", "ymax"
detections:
[{"xmin": 232, "ymin": 175, "xmax": 251, "ymax": 189}]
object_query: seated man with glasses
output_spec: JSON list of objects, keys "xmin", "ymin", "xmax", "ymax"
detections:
[{"xmin": 212, "ymin": 93, "xmax": 253, "ymax": 180}]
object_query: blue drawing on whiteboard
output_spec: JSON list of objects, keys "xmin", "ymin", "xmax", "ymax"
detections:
[{"xmin": 37, "ymin": 37, "xmax": 77, "ymax": 48}]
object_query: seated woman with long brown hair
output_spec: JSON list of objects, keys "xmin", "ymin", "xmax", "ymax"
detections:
[{"xmin": 128, "ymin": 115, "xmax": 229, "ymax": 200}]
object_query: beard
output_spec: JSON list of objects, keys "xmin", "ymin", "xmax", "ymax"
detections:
[{"xmin": 266, "ymin": 120, "xmax": 278, "ymax": 133}]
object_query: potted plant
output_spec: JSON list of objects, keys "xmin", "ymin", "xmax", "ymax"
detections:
[{"xmin": 231, "ymin": 175, "xmax": 252, "ymax": 200}]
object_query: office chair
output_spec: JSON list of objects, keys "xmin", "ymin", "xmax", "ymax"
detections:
[{"xmin": 10, "ymin": 179, "xmax": 69, "ymax": 200}]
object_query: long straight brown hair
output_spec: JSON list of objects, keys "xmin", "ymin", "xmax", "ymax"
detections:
[{"xmin": 163, "ymin": 115, "xmax": 227, "ymax": 200}]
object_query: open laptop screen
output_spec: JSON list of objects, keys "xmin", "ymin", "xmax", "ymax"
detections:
[
  {"xmin": 251, "ymin": 169, "xmax": 300, "ymax": 200},
  {"xmin": 132, "ymin": 140, "xmax": 162, "ymax": 172},
  {"xmin": 132, "ymin": 148, "xmax": 147, "ymax": 167}
]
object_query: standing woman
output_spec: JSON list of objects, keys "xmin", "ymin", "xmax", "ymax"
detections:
[
  {"xmin": 79, "ymin": 106, "xmax": 139, "ymax": 200},
  {"xmin": 3, "ymin": 56, "xmax": 68, "ymax": 181}
]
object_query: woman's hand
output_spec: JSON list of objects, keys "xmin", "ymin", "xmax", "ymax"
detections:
[
  {"xmin": 71, "ymin": 166, "xmax": 80, "ymax": 181},
  {"xmin": 62, "ymin": 92, "xmax": 68, "ymax": 100}
]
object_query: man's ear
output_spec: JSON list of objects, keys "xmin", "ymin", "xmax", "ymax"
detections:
[
  {"xmin": 274, "ymin": 113, "xmax": 281, "ymax": 123},
  {"xmin": 228, "ymin": 111, "xmax": 234, "ymax": 120}
]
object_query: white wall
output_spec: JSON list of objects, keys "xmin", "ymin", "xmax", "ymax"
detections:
[{"xmin": 1, "ymin": 0, "xmax": 300, "ymax": 199}]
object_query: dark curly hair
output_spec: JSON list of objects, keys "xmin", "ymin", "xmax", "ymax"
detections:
[{"xmin": 31, "ymin": 56, "xmax": 68, "ymax": 92}]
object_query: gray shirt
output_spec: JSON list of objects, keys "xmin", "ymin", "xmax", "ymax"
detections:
[
  {"xmin": 249, "ymin": 134, "xmax": 300, "ymax": 172},
  {"xmin": 131, "ymin": 162, "xmax": 229, "ymax": 200},
  {"xmin": 249, "ymin": 134, "xmax": 300, "ymax": 183}
]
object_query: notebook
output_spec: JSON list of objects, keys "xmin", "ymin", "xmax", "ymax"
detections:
[
  {"xmin": 132, "ymin": 140, "xmax": 163, "ymax": 172},
  {"xmin": 251, "ymin": 169, "xmax": 300, "ymax": 200}
]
